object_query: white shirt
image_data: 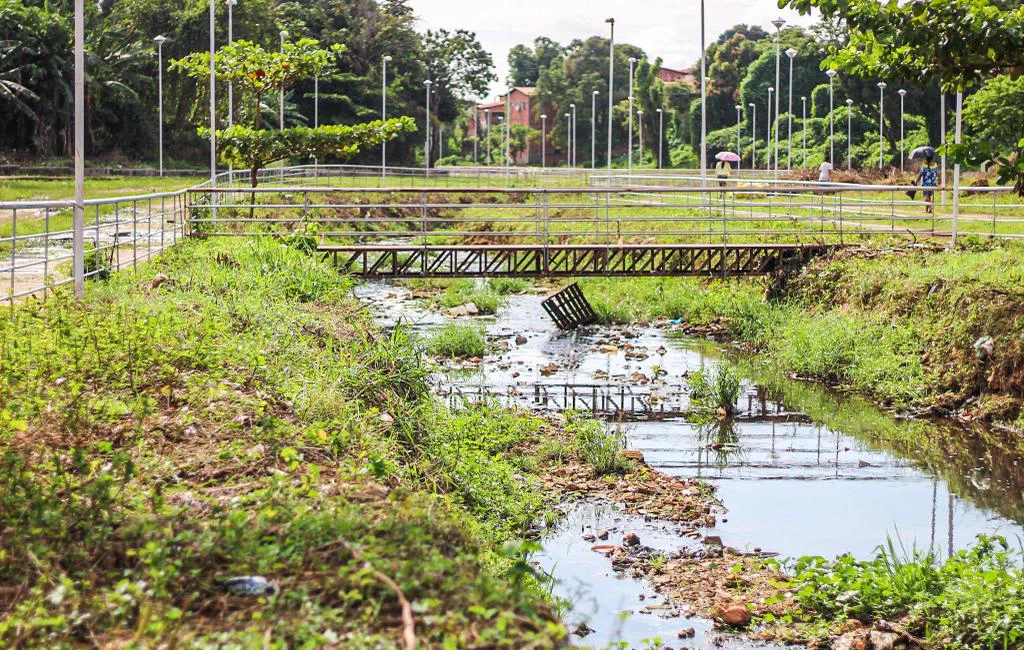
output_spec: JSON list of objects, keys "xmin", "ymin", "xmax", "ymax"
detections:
[{"xmin": 818, "ymin": 162, "xmax": 833, "ymax": 182}]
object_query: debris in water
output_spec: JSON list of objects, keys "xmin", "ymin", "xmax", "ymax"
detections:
[{"xmin": 226, "ymin": 576, "xmax": 276, "ymax": 596}]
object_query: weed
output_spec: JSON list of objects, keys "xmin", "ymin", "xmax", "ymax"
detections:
[
  {"xmin": 687, "ymin": 365, "xmax": 741, "ymax": 414},
  {"xmin": 565, "ymin": 413, "xmax": 630, "ymax": 475},
  {"xmin": 427, "ymin": 323, "xmax": 486, "ymax": 358}
]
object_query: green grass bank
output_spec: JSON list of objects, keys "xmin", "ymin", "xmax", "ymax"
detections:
[
  {"xmin": 581, "ymin": 240, "xmax": 1024, "ymax": 429},
  {"xmin": 0, "ymin": 238, "xmax": 571, "ymax": 648}
]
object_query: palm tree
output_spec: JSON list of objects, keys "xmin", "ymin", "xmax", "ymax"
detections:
[{"xmin": 0, "ymin": 41, "xmax": 40, "ymax": 121}]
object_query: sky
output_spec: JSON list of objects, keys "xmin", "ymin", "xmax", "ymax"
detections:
[{"xmin": 408, "ymin": 0, "xmax": 816, "ymax": 101}]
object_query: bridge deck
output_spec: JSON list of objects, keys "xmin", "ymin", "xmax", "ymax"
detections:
[{"xmin": 320, "ymin": 243, "xmax": 834, "ymax": 278}]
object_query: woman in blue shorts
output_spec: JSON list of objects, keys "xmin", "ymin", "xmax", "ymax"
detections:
[{"xmin": 916, "ymin": 154, "xmax": 939, "ymax": 214}]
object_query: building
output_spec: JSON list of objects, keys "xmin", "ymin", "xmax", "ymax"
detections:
[
  {"xmin": 656, "ymin": 66, "xmax": 698, "ymax": 88},
  {"xmin": 468, "ymin": 87, "xmax": 554, "ymax": 165}
]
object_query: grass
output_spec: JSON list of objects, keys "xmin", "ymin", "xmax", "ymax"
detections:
[
  {"xmin": 434, "ymin": 278, "xmax": 530, "ymax": 315},
  {"xmin": 564, "ymin": 412, "xmax": 631, "ymax": 476},
  {"xmin": 0, "ymin": 237, "xmax": 568, "ymax": 647},
  {"xmin": 773, "ymin": 535, "xmax": 1024, "ymax": 649},
  {"xmin": 0, "ymin": 176, "xmax": 192, "ymax": 203},
  {"xmin": 426, "ymin": 323, "xmax": 486, "ymax": 358},
  {"xmin": 687, "ymin": 365, "xmax": 742, "ymax": 414}
]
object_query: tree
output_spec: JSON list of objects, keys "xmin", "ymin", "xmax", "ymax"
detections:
[
  {"xmin": 962, "ymin": 76, "xmax": 1024, "ymax": 155},
  {"xmin": 423, "ymin": 28, "xmax": 495, "ymax": 123}
]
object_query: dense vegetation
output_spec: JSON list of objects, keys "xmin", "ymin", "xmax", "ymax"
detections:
[{"xmin": 0, "ymin": 238, "xmax": 574, "ymax": 647}]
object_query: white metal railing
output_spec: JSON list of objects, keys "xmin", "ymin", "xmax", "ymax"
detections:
[{"xmin": 3, "ymin": 164, "xmax": 1023, "ymax": 305}]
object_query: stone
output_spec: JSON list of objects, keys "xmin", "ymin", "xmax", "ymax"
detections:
[
  {"xmin": 515, "ymin": 334, "xmax": 528, "ymax": 345},
  {"xmin": 831, "ymin": 630, "xmax": 870, "ymax": 650},
  {"xmin": 623, "ymin": 532, "xmax": 641, "ymax": 547},
  {"xmin": 590, "ymin": 545, "xmax": 617, "ymax": 557},
  {"xmin": 677, "ymin": 627, "xmax": 696, "ymax": 639},
  {"xmin": 711, "ymin": 601, "xmax": 751, "ymax": 627},
  {"xmin": 150, "ymin": 273, "xmax": 169, "ymax": 289},
  {"xmin": 598, "ymin": 344, "xmax": 619, "ymax": 354},
  {"xmin": 446, "ymin": 302, "xmax": 479, "ymax": 317},
  {"xmin": 597, "ymin": 529, "xmax": 610, "ymax": 540},
  {"xmin": 619, "ymin": 450, "xmax": 646, "ymax": 464}
]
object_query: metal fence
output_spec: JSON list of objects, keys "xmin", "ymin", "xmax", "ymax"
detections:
[{"xmin": 3, "ymin": 163, "xmax": 1023, "ymax": 304}]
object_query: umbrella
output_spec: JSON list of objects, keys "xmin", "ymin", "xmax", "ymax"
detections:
[
  {"xmin": 910, "ymin": 146, "xmax": 936, "ymax": 160},
  {"xmin": 715, "ymin": 151, "xmax": 741, "ymax": 163}
]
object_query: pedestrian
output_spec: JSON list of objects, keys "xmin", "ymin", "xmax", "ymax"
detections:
[
  {"xmin": 715, "ymin": 159, "xmax": 732, "ymax": 187},
  {"xmin": 916, "ymin": 154, "xmax": 939, "ymax": 214},
  {"xmin": 818, "ymin": 160, "xmax": 833, "ymax": 183}
]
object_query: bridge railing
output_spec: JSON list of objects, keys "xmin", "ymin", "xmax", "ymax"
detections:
[{"xmin": 183, "ymin": 183, "xmax": 1024, "ymax": 247}]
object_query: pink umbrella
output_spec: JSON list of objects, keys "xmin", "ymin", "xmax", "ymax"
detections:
[{"xmin": 715, "ymin": 151, "xmax": 741, "ymax": 163}]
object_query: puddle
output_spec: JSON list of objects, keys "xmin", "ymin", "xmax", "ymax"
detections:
[{"xmin": 355, "ymin": 281, "xmax": 1024, "ymax": 646}]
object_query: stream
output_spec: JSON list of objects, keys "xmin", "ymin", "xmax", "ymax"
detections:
[{"xmin": 355, "ymin": 282, "xmax": 1024, "ymax": 649}]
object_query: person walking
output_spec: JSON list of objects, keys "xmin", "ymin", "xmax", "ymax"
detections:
[
  {"xmin": 916, "ymin": 154, "xmax": 939, "ymax": 214},
  {"xmin": 818, "ymin": 160, "xmax": 833, "ymax": 183},
  {"xmin": 715, "ymin": 159, "xmax": 732, "ymax": 187}
]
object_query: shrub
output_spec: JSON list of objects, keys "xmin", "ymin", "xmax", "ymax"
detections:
[
  {"xmin": 426, "ymin": 323, "xmax": 486, "ymax": 358},
  {"xmin": 687, "ymin": 365, "xmax": 741, "ymax": 414},
  {"xmin": 565, "ymin": 413, "xmax": 630, "ymax": 475}
]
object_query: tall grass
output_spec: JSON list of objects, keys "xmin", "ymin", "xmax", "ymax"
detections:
[
  {"xmin": 687, "ymin": 365, "xmax": 742, "ymax": 414},
  {"xmin": 565, "ymin": 413, "xmax": 630, "ymax": 475},
  {"xmin": 426, "ymin": 323, "xmax": 486, "ymax": 358}
]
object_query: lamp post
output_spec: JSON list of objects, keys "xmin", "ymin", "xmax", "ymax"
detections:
[
  {"xmin": 952, "ymin": 90, "xmax": 963, "ymax": 245},
  {"xmin": 656, "ymin": 108, "xmax": 663, "ymax": 169},
  {"xmin": 504, "ymin": 90, "xmax": 511, "ymax": 172},
  {"xmin": 940, "ymin": 90, "xmax": 946, "ymax": 206},
  {"xmin": 767, "ymin": 86, "xmax": 774, "ymax": 171},
  {"xmin": 785, "ymin": 47, "xmax": 797, "ymax": 170},
  {"xmin": 749, "ymin": 103, "xmax": 756, "ymax": 170},
  {"xmin": 73, "ymin": 0, "xmax": 84, "ymax": 297},
  {"xmin": 877, "ymin": 81, "xmax": 887, "ymax": 169},
  {"xmin": 208, "ymin": 0, "xmax": 216, "ymax": 213},
  {"xmin": 541, "ymin": 114, "xmax": 547, "ymax": 168},
  {"xmin": 735, "ymin": 104, "xmax": 742, "ymax": 169},
  {"xmin": 381, "ymin": 55, "xmax": 391, "ymax": 178},
  {"xmin": 801, "ymin": 96, "xmax": 807, "ymax": 167},
  {"xmin": 605, "ymin": 17, "xmax": 615, "ymax": 175},
  {"xmin": 154, "ymin": 35, "xmax": 167, "ymax": 177},
  {"xmin": 279, "ymin": 30, "xmax": 287, "ymax": 130},
  {"xmin": 826, "ymin": 69, "xmax": 837, "ymax": 166},
  {"xmin": 564, "ymin": 113, "xmax": 571, "ymax": 167},
  {"xmin": 570, "ymin": 103, "xmax": 577, "ymax": 168},
  {"xmin": 700, "ymin": 0, "xmax": 707, "ymax": 186},
  {"xmin": 226, "ymin": 0, "xmax": 236, "ymax": 129},
  {"xmin": 473, "ymin": 109, "xmax": 478, "ymax": 165},
  {"xmin": 485, "ymin": 110, "xmax": 491, "ymax": 165},
  {"xmin": 898, "ymin": 88, "xmax": 907, "ymax": 171},
  {"xmin": 628, "ymin": 57, "xmax": 637, "ymax": 175},
  {"xmin": 846, "ymin": 98, "xmax": 854, "ymax": 170},
  {"xmin": 638, "ymin": 109, "xmax": 644, "ymax": 166},
  {"xmin": 424, "ymin": 80, "xmax": 432, "ymax": 176},
  {"xmin": 591, "ymin": 91, "xmax": 599, "ymax": 170},
  {"xmin": 771, "ymin": 17, "xmax": 786, "ymax": 176}
]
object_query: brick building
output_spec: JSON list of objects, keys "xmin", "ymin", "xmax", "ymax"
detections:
[
  {"xmin": 656, "ymin": 66, "xmax": 697, "ymax": 87},
  {"xmin": 468, "ymin": 87, "xmax": 553, "ymax": 164}
]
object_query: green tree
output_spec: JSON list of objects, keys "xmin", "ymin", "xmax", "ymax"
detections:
[{"xmin": 962, "ymin": 75, "xmax": 1024, "ymax": 155}]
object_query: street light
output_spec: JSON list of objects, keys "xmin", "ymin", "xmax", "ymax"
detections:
[
  {"xmin": 541, "ymin": 114, "xmax": 547, "ymax": 168},
  {"xmin": 424, "ymin": 80, "xmax": 432, "ymax": 176},
  {"xmin": 591, "ymin": 90, "xmax": 599, "ymax": 170},
  {"xmin": 749, "ymin": 103, "xmax": 757, "ymax": 170},
  {"xmin": 208, "ymin": 0, "xmax": 216, "ymax": 216},
  {"xmin": 656, "ymin": 108, "xmax": 664, "ymax": 169},
  {"xmin": 570, "ymin": 103, "xmax": 577, "ymax": 168},
  {"xmin": 564, "ymin": 113, "xmax": 571, "ymax": 168},
  {"xmin": 898, "ymin": 88, "xmax": 907, "ymax": 171},
  {"xmin": 735, "ymin": 104, "xmax": 742, "ymax": 169},
  {"xmin": 877, "ymin": 81, "xmax": 887, "ymax": 169},
  {"xmin": 771, "ymin": 17, "xmax": 786, "ymax": 176},
  {"xmin": 279, "ymin": 30, "xmax": 288, "ymax": 130},
  {"xmin": 638, "ymin": 109, "xmax": 644, "ymax": 166},
  {"xmin": 846, "ymin": 98, "xmax": 854, "ymax": 170},
  {"xmin": 801, "ymin": 96, "xmax": 807, "ymax": 167},
  {"xmin": 628, "ymin": 56, "xmax": 637, "ymax": 175},
  {"xmin": 785, "ymin": 47, "xmax": 797, "ymax": 170},
  {"xmin": 226, "ymin": 0, "xmax": 236, "ymax": 130},
  {"xmin": 73, "ymin": 0, "xmax": 85, "ymax": 296},
  {"xmin": 154, "ymin": 35, "xmax": 167, "ymax": 177},
  {"xmin": 700, "ymin": 0, "xmax": 707, "ymax": 186},
  {"xmin": 605, "ymin": 17, "xmax": 615, "ymax": 175},
  {"xmin": 826, "ymin": 69, "xmax": 837, "ymax": 166},
  {"xmin": 767, "ymin": 86, "xmax": 774, "ymax": 171},
  {"xmin": 382, "ymin": 55, "xmax": 392, "ymax": 178}
]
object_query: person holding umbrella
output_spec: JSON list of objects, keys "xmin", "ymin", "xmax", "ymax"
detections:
[
  {"xmin": 715, "ymin": 151, "xmax": 740, "ymax": 187},
  {"xmin": 912, "ymin": 146, "xmax": 938, "ymax": 214}
]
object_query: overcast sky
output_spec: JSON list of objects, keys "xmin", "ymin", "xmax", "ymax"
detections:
[{"xmin": 408, "ymin": 0, "xmax": 815, "ymax": 100}]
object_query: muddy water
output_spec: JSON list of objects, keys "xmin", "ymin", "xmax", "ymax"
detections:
[{"xmin": 356, "ymin": 282, "xmax": 1024, "ymax": 648}]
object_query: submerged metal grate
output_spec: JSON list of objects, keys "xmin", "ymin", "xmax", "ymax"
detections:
[{"xmin": 542, "ymin": 282, "xmax": 598, "ymax": 330}]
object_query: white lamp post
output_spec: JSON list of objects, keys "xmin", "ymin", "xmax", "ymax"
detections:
[
  {"xmin": 826, "ymin": 69, "xmax": 837, "ymax": 166},
  {"xmin": 279, "ymin": 30, "xmax": 287, "ymax": 130},
  {"xmin": 473, "ymin": 109, "xmax": 478, "ymax": 165},
  {"xmin": 570, "ymin": 103, "xmax": 577, "ymax": 167},
  {"xmin": 591, "ymin": 90, "xmax": 599, "ymax": 170},
  {"xmin": 749, "ymin": 103, "xmax": 756, "ymax": 169},
  {"xmin": 424, "ymin": 80, "xmax": 432, "ymax": 176},
  {"xmin": 628, "ymin": 57, "xmax": 637, "ymax": 175},
  {"xmin": 846, "ymin": 98, "xmax": 854, "ymax": 170},
  {"xmin": 735, "ymin": 104, "xmax": 742, "ymax": 169},
  {"xmin": 208, "ymin": 0, "xmax": 216, "ymax": 213},
  {"xmin": 953, "ymin": 90, "xmax": 963, "ymax": 245},
  {"xmin": 381, "ymin": 55, "xmax": 391, "ymax": 178},
  {"xmin": 637, "ymin": 109, "xmax": 644, "ymax": 166},
  {"xmin": 656, "ymin": 108, "xmax": 663, "ymax": 169},
  {"xmin": 785, "ymin": 47, "xmax": 797, "ymax": 170},
  {"xmin": 878, "ymin": 81, "xmax": 887, "ymax": 169},
  {"xmin": 767, "ymin": 86, "xmax": 773, "ymax": 171},
  {"xmin": 898, "ymin": 88, "xmax": 907, "ymax": 171},
  {"xmin": 73, "ymin": 0, "xmax": 84, "ymax": 297},
  {"xmin": 154, "ymin": 35, "xmax": 167, "ymax": 177},
  {"xmin": 801, "ymin": 96, "xmax": 807, "ymax": 167},
  {"xmin": 700, "ymin": 0, "xmax": 707, "ymax": 186},
  {"xmin": 226, "ymin": 0, "xmax": 236, "ymax": 129},
  {"xmin": 504, "ymin": 90, "xmax": 511, "ymax": 171},
  {"xmin": 606, "ymin": 17, "xmax": 614, "ymax": 174},
  {"xmin": 940, "ymin": 90, "xmax": 946, "ymax": 205},
  {"xmin": 541, "ymin": 114, "xmax": 547, "ymax": 168},
  {"xmin": 564, "ymin": 113, "xmax": 571, "ymax": 167},
  {"xmin": 771, "ymin": 17, "xmax": 785, "ymax": 176}
]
